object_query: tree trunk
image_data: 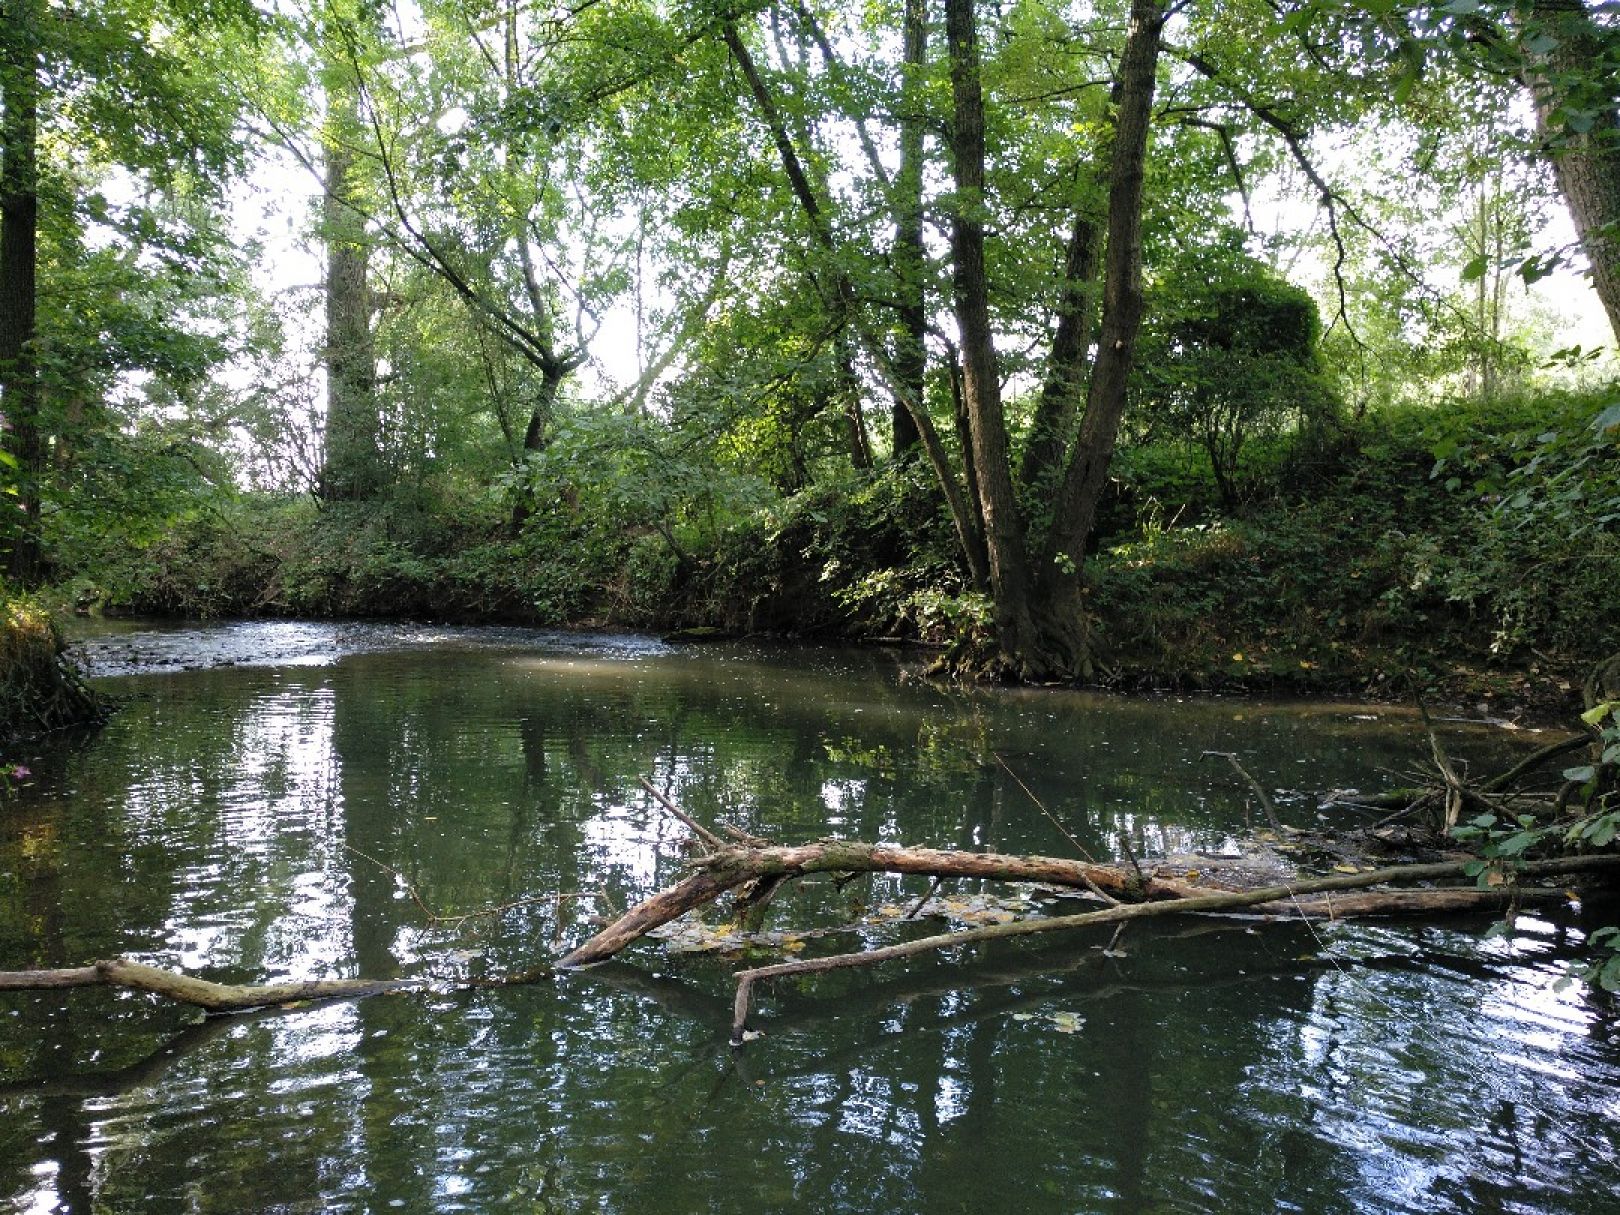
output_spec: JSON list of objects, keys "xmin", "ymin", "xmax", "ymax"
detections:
[
  {"xmin": 1030, "ymin": 0, "xmax": 1167, "ymax": 671},
  {"xmin": 1522, "ymin": 0, "xmax": 1620, "ymax": 344},
  {"xmin": 1, "ymin": 0, "xmax": 41, "ymax": 584},
  {"xmin": 511, "ymin": 361, "xmax": 566, "ymax": 528},
  {"xmin": 890, "ymin": 0, "xmax": 927, "ymax": 459},
  {"xmin": 938, "ymin": 0, "xmax": 1165, "ymax": 681},
  {"xmin": 319, "ymin": 56, "xmax": 382, "ymax": 501},
  {"xmin": 1018, "ymin": 211, "xmax": 1101, "ymax": 505},
  {"xmin": 944, "ymin": 0, "xmax": 1043, "ymax": 670}
]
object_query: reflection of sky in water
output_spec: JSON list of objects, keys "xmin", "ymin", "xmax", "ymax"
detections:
[{"xmin": 3, "ymin": 623, "xmax": 1618, "ymax": 1214}]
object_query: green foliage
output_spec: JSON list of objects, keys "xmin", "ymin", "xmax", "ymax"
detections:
[
  {"xmin": 1453, "ymin": 697, "xmax": 1620, "ymax": 990},
  {"xmin": 1090, "ymin": 384, "xmax": 1620, "ymax": 682},
  {"xmin": 1133, "ymin": 253, "xmax": 1342, "ymax": 508}
]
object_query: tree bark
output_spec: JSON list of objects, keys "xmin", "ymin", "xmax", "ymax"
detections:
[
  {"xmin": 1043, "ymin": 0, "xmax": 1165, "ymax": 576},
  {"xmin": 1, "ymin": 0, "xmax": 42, "ymax": 583},
  {"xmin": 1018, "ymin": 210, "xmax": 1101, "ymax": 504},
  {"xmin": 944, "ymin": 0, "xmax": 1042, "ymax": 668},
  {"xmin": 890, "ymin": 0, "xmax": 928, "ymax": 459},
  {"xmin": 560, "ymin": 838, "xmax": 1259, "ymax": 968},
  {"xmin": 319, "ymin": 52, "xmax": 383, "ymax": 502},
  {"xmin": 1522, "ymin": 0, "xmax": 1620, "ymax": 344}
]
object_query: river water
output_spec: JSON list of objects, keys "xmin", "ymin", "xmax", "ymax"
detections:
[{"xmin": 1, "ymin": 621, "xmax": 1617, "ymax": 1213}]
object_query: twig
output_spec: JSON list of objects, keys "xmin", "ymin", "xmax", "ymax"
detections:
[
  {"xmin": 1482, "ymin": 735, "xmax": 1592, "ymax": 794},
  {"xmin": 344, "ymin": 844, "xmax": 583, "ymax": 930},
  {"xmin": 1202, "ymin": 751, "xmax": 1284, "ymax": 833},
  {"xmin": 343, "ymin": 844, "xmax": 439, "ymax": 923},
  {"xmin": 994, "ymin": 752, "xmax": 1119, "ymax": 905},
  {"xmin": 904, "ymin": 876, "xmax": 945, "ymax": 920},
  {"xmin": 1416, "ymin": 696, "xmax": 1467, "ymax": 830},
  {"xmin": 639, "ymin": 777, "xmax": 727, "ymax": 852}
]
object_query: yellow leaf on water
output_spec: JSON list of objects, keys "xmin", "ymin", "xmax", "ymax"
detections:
[
  {"xmin": 782, "ymin": 939, "xmax": 806, "ymax": 953},
  {"xmin": 1332, "ymin": 864, "xmax": 1359, "ymax": 874}
]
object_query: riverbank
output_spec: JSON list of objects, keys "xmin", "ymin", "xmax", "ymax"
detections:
[
  {"xmin": 0, "ymin": 596, "xmax": 104, "ymax": 748},
  {"xmin": 35, "ymin": 387, "xmax": 1619, "ymax": 720}
]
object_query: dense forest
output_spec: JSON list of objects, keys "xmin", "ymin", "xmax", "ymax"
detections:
[{"xmin": 0, "ymin": 0, "xmax": 1616, "ymax": 695}]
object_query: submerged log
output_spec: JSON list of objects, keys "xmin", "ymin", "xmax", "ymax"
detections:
[{"xmin": 0, "ymin": 959, "xmax": 418, "ymax": 1011}]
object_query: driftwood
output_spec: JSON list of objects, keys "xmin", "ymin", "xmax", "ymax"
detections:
[
  {"xmin": 0, "ymin": 958, "xmax": 419, "ymax": 1011},
  {"xmin": 556, "ymin": 841, "xmax": 1212, "ymax": 968},
  {"xmin": 723, "ymin": 853, "xmax": 1620, "ymax": 1042}
]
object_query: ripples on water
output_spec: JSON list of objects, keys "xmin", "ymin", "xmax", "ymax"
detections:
[{"xmin": 1, "ymin": 621, "xmax": 1617, "ymax": 1213}]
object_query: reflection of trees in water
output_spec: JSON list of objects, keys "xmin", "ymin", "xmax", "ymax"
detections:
[{"xmin": 0, "ymin": 643, "xmax": 1608, "ymax": 1213}]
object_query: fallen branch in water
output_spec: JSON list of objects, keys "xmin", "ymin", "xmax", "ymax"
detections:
[
  {"xmin": 0, "ymin": 959, "xmax": 420, "ymax": 1012},
  {"xmin": 726, "ymin": 853, "xmax": 1620, "ymax": 1042},
  {"xmin": 557, "ymin": 841, "xmax": 1206, "ymax": 968}
]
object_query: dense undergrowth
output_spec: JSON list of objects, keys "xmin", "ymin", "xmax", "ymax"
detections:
[{"xmin": 45, "ymin": 384, "xmax": 1620, "ymax": 709}]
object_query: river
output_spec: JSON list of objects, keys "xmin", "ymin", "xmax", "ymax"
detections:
[{"xmin": 1, "ymin": 621, "xmax": 1616, "ymax": 1213}]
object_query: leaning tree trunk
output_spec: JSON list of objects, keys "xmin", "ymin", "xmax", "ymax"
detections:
[
  {"xmin": 1522, "ymin": 0, "xmax": 1620, "ymax": 344},
  {"xmin": 1024, "ymin": 0, "xmax": 1168, "ymax": 677},
  {"xmin": 1, "ymin": 0, "xmax": 42, "ymax": 584}
]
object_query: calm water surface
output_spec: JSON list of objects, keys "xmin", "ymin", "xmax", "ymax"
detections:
[{"xmin": 2, "ymin": 621, "xmax": 1617, "ymax": 1213}]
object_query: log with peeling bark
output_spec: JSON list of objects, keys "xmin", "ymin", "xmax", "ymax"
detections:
[{"xmin": 557, "ymin": 840, "xmax": 1203, "ymax": 968}]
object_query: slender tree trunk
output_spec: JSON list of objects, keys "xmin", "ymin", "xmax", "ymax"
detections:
[
  {"xmin": 1523, "ymin": 0, "xmax": 1620, "ymax": 344},
  {"xmin": 890, "ymin": 0, "xmax": 927, "ymax": 459},
  {"xmin": 319, "ymin": 56, "xmax": 382, "ymax": 501},
  {"xmin": 944, "ymin": 0, "xmax": 1042, "ymax": 669},
  {"xmin": 1035, "ymin": 0, "xmax": 1167, "ymax": 655},
  {"xmin": 1, "ymin": 0, "xmax": 41, "ymax": 583},
  {"xmin": 722, "ymin": 18, "xmax": 990, "ymax": 590},
  {"xmin": 511, "ymin": 361, "xmax": 566, "ymax": 528},
  {"xmin": 836, "ymin": 333, "xmax": 874, "ymax": 470},
  {"xmin": 1018, "ymin": 211, "xmax": 1100, "ymax": 502}
]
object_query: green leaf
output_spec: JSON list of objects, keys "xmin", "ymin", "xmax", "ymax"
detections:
[
  {"xmin": 1581, "ymin": 700, "xmax": 1619, "ymax": 726},
  {"xmin": 1563, "ymin": 765, "xmax": 1597, "ymax": 783},
  {"xmin": 1495, "ymin": 830, "xmax": 1539, "ymax": 856},
  {"xmin": 1460, "ymin": 254, "xmax": 1488, "ymax": 282}
]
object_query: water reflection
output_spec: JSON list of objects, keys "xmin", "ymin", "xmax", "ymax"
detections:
[{"xmin": 1, "ymin": 624, "xmax": 1616, "ymax": 1213}]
